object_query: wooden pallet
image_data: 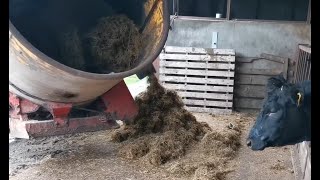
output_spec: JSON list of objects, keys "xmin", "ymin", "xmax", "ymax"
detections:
[{"xmin": 159, "ymin": 46, "xmax": 235, "ymax": 114}]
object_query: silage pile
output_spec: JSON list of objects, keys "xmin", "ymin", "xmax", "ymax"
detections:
[
  {"xmin": 111, "ymin": 75, "xmax": 242, "ymax": 180},
  {"xmin": 87, "ymin": 15, "xmax": 142, "ymax": 73},
  {"xmin": 58, "ymin": 15, "xmax": 142, "ymax": 73}
]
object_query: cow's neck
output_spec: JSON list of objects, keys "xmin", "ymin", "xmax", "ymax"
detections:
[{"xmin": 304, "ymin": 112, "xmax": 311, "ymax": 141}]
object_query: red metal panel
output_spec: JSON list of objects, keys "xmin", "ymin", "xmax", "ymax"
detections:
[
  {"xmin": 101, "ymin": 80, "xmax": 138, "ymax": 123},
  {"xmin": 9, "ymin": 92, "xmax": 39, "ymax": 120},
  {"xmin": 45, "ymin": 102, "xmax": 72, "ymax": 127}
]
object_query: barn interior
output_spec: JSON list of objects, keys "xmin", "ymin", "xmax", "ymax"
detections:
[{"xmin": 9, "ymin": 0, "xmax": 311, "ymax": 180}]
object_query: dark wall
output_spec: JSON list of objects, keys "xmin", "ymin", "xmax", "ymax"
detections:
[
  {"xmin": 178, "ymin": 0, "xmax": 227, "ymax": 18},
  {"xmin": 173, "ymin": 0, "xmax": 309, "ymax": 21},
  {"xmin": 231, "ymin": 0, "xmax": 309, "ymax": 21},
  {"xmin": 230, "ymin": 0, "xmax": 259, "ymax": 19}
]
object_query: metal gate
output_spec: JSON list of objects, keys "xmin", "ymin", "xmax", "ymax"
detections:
[
  {"xmin": 294, "ymin": 44, "xmax": 311, "ymax": 83},
  {"xmin": 291, "ymin": 44, "xmax": 311, "ymax": 180}
]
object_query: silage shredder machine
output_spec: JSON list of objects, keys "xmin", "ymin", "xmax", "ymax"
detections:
[{"xmin": 9, "ymin": 0, "xmax": 170, "ymax": 138}]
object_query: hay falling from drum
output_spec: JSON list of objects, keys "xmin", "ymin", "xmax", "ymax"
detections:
[
  {"xmin": 111, "ymin": 75, "xmax": 243, "ymax": 179},
  {"xmin": 88, "ymin": 15, "xmax": 143, "ymax": 73}
]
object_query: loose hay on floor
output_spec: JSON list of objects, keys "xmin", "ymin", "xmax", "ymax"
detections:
[
  {"xmin": 270, "ymin": 163, "xmax": 286, "ymax": 171},
  {"xmin": 111, "ymin": 75, "xmax": 243, "ymax": 180},
  {"xmin": 87, "ymin": 15, "xmax": 143, "ymax": 73}
]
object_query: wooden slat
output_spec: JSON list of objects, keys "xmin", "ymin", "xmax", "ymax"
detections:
[
  {"xmin": 159, "ymin": 46, "xmax": 235, "ymax": 111},
  {"xmin": 163, "ymin": 83, "xmax": 234, "ymax": 93},
  {"xmin": 260, "ymin": 53, "xmax": 287, "ymax": 64},
  {"xmin": 185, "ymin": 107, "xmax": 232, "ymax": 114},
  {"xmin": 183, "ymin": 99, "xmax": 233, "ymax": 107},
  {"xmin": 177, "ymin": 92, "xmax": 233, "ymax": 100},
  {"xmin": 233, "ymin": 98, "xmax": 264, "ymax": 109},
  {"xmin": 160, "ymin": 60, "xmax": 235, "ymax": 70},
  {"xmin": 159, "ymin": 54, "xmax": 235, "ymax": 62},
  {"xmin": 236, "ymin": 67, "xmax": 282, "ymax": 75},
  {"xmin": 233, "ymin": 54, "xmax": 289, "ymax": 111},
  {"xmin": 164, "ymin": 46, "xmax": 235, "ymax": 55},
  {"xmin": 236, "ymin": 57, "xmax": 284, "ymax": 64},
  {"xmin": 159, "ymin": 68, "xmax": 235, "ymax": 77},
  {"xmin": 234, "ymin": 85, "xmax": 266, "ymax": 98},
  {"xmin": 159, "ymin": 75, "xmax": 234, "ymax": 85},
  {"xmin": 282, "ymin": 58, "xmax": 289, "ymax": 80},
  {"xmin": 234, "ymin": 75, "xmax": 270, "ymax": 85}
]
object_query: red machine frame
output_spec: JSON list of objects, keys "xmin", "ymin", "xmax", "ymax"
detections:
[{"xmin": 9, "ymin": 80, "xmax": 138, "ymax": 139}]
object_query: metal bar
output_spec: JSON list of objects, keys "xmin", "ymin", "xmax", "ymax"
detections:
[
  {"xmin": 294, "ymin": 44, "xmax": 311, "ymax": 83},
  {"xmin": 304, "ymin": 54, "xmax": 310, "ymax": 80},
  {"xmin": 298, "ymin": 51, "xmax": 304, "ymax": 82},
  {"xmin": 306, "ymin": 55, "xmax": 310, "ymax": 80},
  {"xmin": 139, "ymin": 0, "xmax": 161, "ymax": 33},
  {"xmin": 302, "ymin": 52, "xmax": 308, "ymax": 81},
  {"xmin": 300, "ymin": 51, "xmax": 306, "ymax": 82},
  {"xmin": 294, "ymin": 49, "xmax": 301, "ymax": 83},
  {"xmin": 303, "ymin": 53, "xmax": 308, "ymax": 80},
  {"xmin": 306, "ymin": 54, "xmax": 311, "ymax": 80},
  {"xmin": 172, "ymin": 0, "xmax": 175, "ymax": 15},
  {"xmin": 307, "ymin": 61, "xmax": 311, "ymax": 80},
  {"xmin": 307, "ymin": 0, "xmax": 311, "ymax": 24},
  {"xmin": 230, "ymin": 18, "xmax": 307, "ymax": 23},
  {"xmin": 177, "ymin": 0, "xmax": 179, "ymax": 15},
  {"xmin": 172, "ymin": 15, "xmax": 227, "ymax": 22},
  {"xmin": 173, "ymin": 15, "xmax": 307, "ymax": 24},
  {"xmin": 226, "ymin": 0, "xmax": 231, "ymax": 20},
  {"xmin": 308, "ymin": 53, "xmax": 311, "ymax": 80}
]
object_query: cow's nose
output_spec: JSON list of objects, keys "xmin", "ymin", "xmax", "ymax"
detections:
[{"xmin": 246, "ymin": 140, "xmax": 252, "ymax": 147}]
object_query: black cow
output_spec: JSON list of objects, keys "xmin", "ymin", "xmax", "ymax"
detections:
[{"xmin": 247, "ymin": 75, "xmax": 311, "ymax": 151}]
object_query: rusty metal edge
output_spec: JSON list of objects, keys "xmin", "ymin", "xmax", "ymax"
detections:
[{"xmin": 8, "ymin": 0, "xmax": 170, "ymax": 80}]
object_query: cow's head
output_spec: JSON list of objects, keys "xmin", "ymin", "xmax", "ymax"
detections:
[{"xmin": 246, "ymin": 78, "xmax": 311, "ymax": 151}]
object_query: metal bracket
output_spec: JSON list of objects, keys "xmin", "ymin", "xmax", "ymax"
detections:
[
  {"xmin": 45, "ymin": 103, "xmax": 72, "ymax": 127},
  {"xmin": 9, "ymin": 80, "xmax": 138, "ymax": 139},
  {"xmin": 9, "ymin": 92, "xmax": 40, "ymax": 120},
  {"xmin": 169, "ymin": 13, "xmax": 178, "ymax": 30}
]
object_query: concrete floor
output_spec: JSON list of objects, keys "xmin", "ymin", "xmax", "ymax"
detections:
[
  {"xmin": 9, "ymin": 77, "xmax": 295, "ymax": 180},
  {"xmin": 9, "ymin": 113, "xmax": 295, "ymax": 180}
]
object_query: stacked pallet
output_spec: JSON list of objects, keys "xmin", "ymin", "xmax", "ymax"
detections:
[{"xmin": 159, "ymin": 46, "xmax": 235, "ymax": 114}]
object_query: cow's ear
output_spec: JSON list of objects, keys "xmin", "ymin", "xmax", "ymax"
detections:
[{"xmin": 297, "ymin": 92, "xmax": 303, "ymax": 107}]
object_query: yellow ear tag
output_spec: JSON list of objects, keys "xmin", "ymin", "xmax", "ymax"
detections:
[{"xmin": 297, "ymin": 92, "xmax": 302, "ymax": 107}]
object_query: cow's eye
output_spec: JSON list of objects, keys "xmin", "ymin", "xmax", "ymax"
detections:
[{"xmin": 261, "ymin": 136, "xmax": 268, "ymax": 141}]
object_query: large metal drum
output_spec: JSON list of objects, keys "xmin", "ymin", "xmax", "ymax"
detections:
[{"xmin": 9, "ymin": 0, "xmax": 170, "ymax": 105}]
